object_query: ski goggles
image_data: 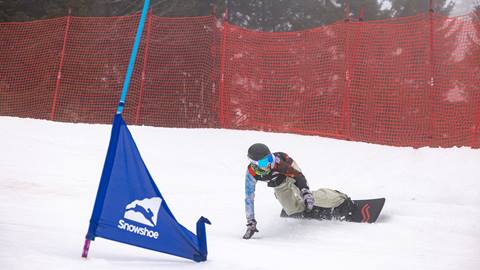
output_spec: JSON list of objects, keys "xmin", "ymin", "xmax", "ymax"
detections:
[
  {"xmin": 251, "ymin": 165, "xmax": 270, "ymax": 176},
  {"xmin": 249, "ymin": 154, "xmax": 273, "ymax": 170}
]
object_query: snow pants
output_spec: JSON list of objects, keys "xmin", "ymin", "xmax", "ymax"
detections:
[{"xmin": 274, "ymin": 177, "xmax": 348, "ymax": 215}]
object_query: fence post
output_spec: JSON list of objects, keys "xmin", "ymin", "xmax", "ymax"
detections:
[
  {"xmin": 469, "ymin": 2, "xmax": 480, "ymax": 147},
  {"xmin": 135, "ymin": 9, "xmax": 152, "ymax": 125},
  {"xmin": 340, "ymin": 4, "xmax": 352, "ymax": 139},
  {"xmin": 359, "ymin": 6, "xmax": 365, "ymax": 22},
  {"xmin": 218, "ymin": 9, "xmax": 228, "ymax": 128},
  {"xmin": 50, "ymin": 8, "xmax": 72, "ymax": 121},
  {"xmin": 302, "ymin": 30, "xmax": 309, "ymax": 118},
  {"xmin": 473, "ymin": 106, "xmax": 480, "ymax": 147},
  {"xmin": 425, "ymin": 0, "xmax": 436, "ymax": 146}
]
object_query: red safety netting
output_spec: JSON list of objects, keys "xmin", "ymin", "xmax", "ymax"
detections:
[
  {"xmin": 0, "ymin": 17, "xmax": 66, "ymax": 120},
  {"xmin": 0, "ymin": 12, "xmax": 479, "ymax": 147}
]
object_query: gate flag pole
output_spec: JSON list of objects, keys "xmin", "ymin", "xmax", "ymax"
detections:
[
  {"xmin": 82, "ymin": 0, "xmax": 211, "ymax": 262},
  {"xmin": 116, "ymin": 0, "xmax": 151, "ymax": 115},
  {"xmin": 82, "ymin": 0, "xmax": 151, "ymax": 259}
]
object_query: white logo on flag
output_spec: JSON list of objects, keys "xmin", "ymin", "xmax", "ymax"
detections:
[{"xmin": 123, "ymin": 197, "xmax": 162, "ymax": 227}]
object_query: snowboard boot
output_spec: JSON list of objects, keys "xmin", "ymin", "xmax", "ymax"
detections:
[{"xmin": 332, "ymin": 197, "xmax": 356, "ymax": 221}]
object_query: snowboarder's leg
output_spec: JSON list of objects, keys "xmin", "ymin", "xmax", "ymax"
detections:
[
  {"xmin": 273, "ymin": 178, "xmax": 305, "ymax": 215},
  {"xmin": 274, "ymin": 180, "xmax": 355, "ymax": 220},
  {"xmin": 312, "ymin": 188, "xmax": 348, "ymax": 208},
  {"xmin": 311, "ymin": 189, "xmax": 355, "ymax": 221}
]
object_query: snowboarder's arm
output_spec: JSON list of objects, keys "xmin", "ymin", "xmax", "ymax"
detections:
[
  {"xmin": 293, "ymin": 173, "xmax": 309, "ymax": 190},
  {"xmin": 287, "ymin": 158, "xmax": 309, "ymax": 190},
  {"xmin": 245, "ymin": 172, "xmax": 256, "ymax": 221},
  {"xmin": 287, "ymin": 161, "xmax": 312, "ymax": 209},
  {"xmin": 277, "ymin": 155, "xmax": 309, "ymax": 191},
  {"xmin": 243, "ymin": 170, "xmax": 260, "ymax": 239},
  {"xmin": 275, "ymin": 155, "xmax": 312, "ymax": 209}
]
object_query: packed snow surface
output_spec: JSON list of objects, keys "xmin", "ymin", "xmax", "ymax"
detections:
[{"xmin": 1, "ymin": 116, "xmax": 479, "ymax": 270}]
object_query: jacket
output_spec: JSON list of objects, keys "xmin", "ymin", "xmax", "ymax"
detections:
[{"xmin": 244, "ymin": 152, "xmax": 309, "ymax": 221}]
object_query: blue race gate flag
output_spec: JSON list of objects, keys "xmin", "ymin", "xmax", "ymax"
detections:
[{"xmin": 84, "ymin": 114, "xmax": 210, "ymax": 262}]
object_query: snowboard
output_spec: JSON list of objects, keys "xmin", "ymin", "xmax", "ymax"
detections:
[
  {"xmin": 280, "ymin": 198, "xmax": 385, "ymax": 223},
  {"xmin": 350, "ymin": 198, "xmax": 385, "ymax": 223}
]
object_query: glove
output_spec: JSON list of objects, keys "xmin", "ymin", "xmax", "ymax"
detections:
[
  {"xmin": 243, "ymin": 219, "xmax": 259, "ymax": 239},
  {"xmin": 301, "ymin": 188, "xmax": 315, "ymax": 212}
]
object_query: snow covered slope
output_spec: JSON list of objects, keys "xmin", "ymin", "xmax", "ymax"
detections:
[{"xmin": 1, "ymin": 116, "xmax": 479, "ymax": 270}]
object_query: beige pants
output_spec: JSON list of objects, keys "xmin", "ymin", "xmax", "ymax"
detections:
[{"xmin": 274, "ymin": 177, "xmax": 348, "ymax": 215}]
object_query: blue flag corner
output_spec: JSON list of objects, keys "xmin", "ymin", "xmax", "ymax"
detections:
[{"xmin": 84, "ymin": 114, "xmax": 211, "ymax": 262}]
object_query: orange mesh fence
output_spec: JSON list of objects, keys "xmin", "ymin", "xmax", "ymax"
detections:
[
  {"xmin": 222, "ymin": 13, "xmax": 480, "ymax": 147},
  {"xmin": 55, "ymin": 15, "xmax": 139, "ymax": 123},
  {"xmin": 0, "ymin": 17, "xmax": 66, "ymax": 120},
  {"xmin": 345, "ymin": 15, "xmax": 433, "ymax": 147},
  {"xmin": 222, "ymin": 22, "xmax": 348, "ymax": 139},
  {"xmin": 137, "ymin": 15, "xmax": 220, "ymax": 128},
  {"xmin": 431, "ymin": 14, "xmax": 480, "ymax": 147},
  {"xmin": 0, "ymin": 12, "xmax": 479, "ymax": 147}
]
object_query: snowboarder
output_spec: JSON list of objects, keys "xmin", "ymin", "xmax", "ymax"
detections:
[{"xmin": 243, "ymin": 143, "xmax": 356, "ymax": 239}]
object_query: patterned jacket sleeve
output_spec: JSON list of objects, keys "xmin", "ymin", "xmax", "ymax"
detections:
[{"xmin": 245, "ymin": 170, "xmax": 257, "ymax": 221}]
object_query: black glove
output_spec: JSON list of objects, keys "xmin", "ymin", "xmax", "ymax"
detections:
[
  {"xmin": 243, "ymin": 219, "xmax": 259, "ymax": 239},
  {"xmin": 301, "ymin": 188, "xmax": 315, "ymax": 212}
]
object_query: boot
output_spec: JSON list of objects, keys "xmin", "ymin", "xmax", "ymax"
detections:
[{"xmin": 332, "ymin": 197, "xmax": 356, "ymax": 221}]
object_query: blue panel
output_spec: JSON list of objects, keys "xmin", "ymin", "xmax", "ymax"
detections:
[{"xmin": 86, "ymin": 114, "xmax": 210, "ymax": 262}]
